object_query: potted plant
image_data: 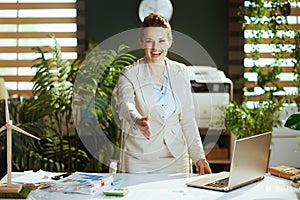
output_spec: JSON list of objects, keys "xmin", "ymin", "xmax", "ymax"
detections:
[
  {"xmin": 214, "ymin": 98, "xmax": 283, "ymax": 139},
  {"xmin": 26, "ymin": 36, "xmax": 136, "ymax": 172},
  {"xmin": 71, "ymin": 40, "xmax": 136, "ymax": 172},
  {"xmin": 0, "ymin": 35, "xmax": 137, "ymax": 173}
]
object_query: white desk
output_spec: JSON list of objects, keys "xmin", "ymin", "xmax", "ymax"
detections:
[{"xmin": 25, "ymin": 173, "xmax": 299, "ymax": 200}]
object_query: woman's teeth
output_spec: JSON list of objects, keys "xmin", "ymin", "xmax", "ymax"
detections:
[{"xmin": 152, "ymin": 51, "xmax": 162, "ymax": 55}]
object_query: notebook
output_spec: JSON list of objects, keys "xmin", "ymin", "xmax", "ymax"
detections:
[{"xmin": 186, "ymin": 132, "xmax": 272, "ymax": 192}]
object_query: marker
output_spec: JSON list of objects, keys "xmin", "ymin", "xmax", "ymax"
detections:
[{"xmin": 111, "ymin": 178, "xmax": 123, "ymax": 186}]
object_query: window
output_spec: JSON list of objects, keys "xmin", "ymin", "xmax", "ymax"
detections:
[
  {"xmin": 228, "ymin": 0, "xmax": 300, "ymax": 107},
  {"xmin": 243, "ymin": 1, "xmax": 300, "ymax": 107},
  {"xmin": 0, "ymin": 0, "xmax": 85, "ymax": 97}
]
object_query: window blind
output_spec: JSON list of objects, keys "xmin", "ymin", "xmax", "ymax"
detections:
[
  {"xmin": 228, "ymin": 0, "xmax": 300, "ymax": 105},
  {"xmin": 244, "ymin": 1, "xmax": 300, "ymax": 104},
  {"xmin": 0, "ymin": 0, "xmax": 85, "ymax": 97}
]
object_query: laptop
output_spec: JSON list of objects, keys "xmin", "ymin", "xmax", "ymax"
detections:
[{"xmin": 186, "ymin": 132, "xmax": 272, "ymax": 192}]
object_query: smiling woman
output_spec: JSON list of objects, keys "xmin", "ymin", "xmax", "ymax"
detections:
[
  {"xmin": 0, "ymin": 0, "xmax": 85, "ymax": 98},
  {"xmin": 115, "ymin": 13, "xmax": 212, "ymax": 174}
]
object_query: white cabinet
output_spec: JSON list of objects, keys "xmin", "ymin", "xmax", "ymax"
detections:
[{"xmin": 269, "ymin": 127, "xmax": 300, "ymax": 168}]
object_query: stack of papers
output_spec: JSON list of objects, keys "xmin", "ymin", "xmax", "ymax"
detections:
[
  {"xmin": 50, "ymin": 172, "xmax": 113, "ymax": 195},
  {"xmin": 10, "ymin": 170, "xmax": 63, "ymax": 185}
]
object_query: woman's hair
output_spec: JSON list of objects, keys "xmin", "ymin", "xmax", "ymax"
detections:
[{"xmin": 140, "ymin": 13, "xmax": 173, "ymax": 41}]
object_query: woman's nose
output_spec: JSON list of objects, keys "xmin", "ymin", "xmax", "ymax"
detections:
[
  {"xmin": 152, "ymin": 41, "xmax": 161, "ymax": 49},
  {"xmin": 152, "ymin": 41, "xmax": 157, "ymax": 48}
]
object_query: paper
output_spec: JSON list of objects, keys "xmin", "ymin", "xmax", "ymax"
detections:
[
  {"xmin": 50, "ymin": 172, "xmax": 114, "ymax": 195},
  {"xmin": 12, "ymin": 170, "xmax": 63, "ymax": 184}
]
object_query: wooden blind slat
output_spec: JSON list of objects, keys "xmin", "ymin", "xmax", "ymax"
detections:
[
  {"xmin": 245, "ymin": 81, "xmax": 295, "ymax": 88},
  {"xmin": 244, "ymin": 66, "xmax": 294, "ymax": 73},
  {"xmin": 246, "ymin": 24, "xmax": 300, "ymax": 30},
  {"xmin": 0, "ymin": 60, "xmax": 73, "ymax": 67},
  {"xmin": 0, "ymin": 3, "xmax": 76, "ymax": 9},
  {"xmin": 0, "ymin": 32, "xmax": 76, "ymax": 38},
  {"xmin": 1, "ymin": 76, "xmax": 33, "ymax": 82},
  {"xmin": 246, "ymin": 95, "xmax": 275, "ymax": 101},
  {"xmin": 245, "ymin": 38, "xmax": 295, "ymax": 44},
  {"xmin": 0, "ymin": 18, "xmax": 76, "ymax": 24},
  {"xmin": 246, "ymin": 95, "xmax": 299, "ymax": 101},
  {"xmin": 0, "ymin": 46, "xmax": 77, "ymax": 53},
  {"xmin": 0, "ymin": 60, "xmax": 34, "ymax": 67},
  {"xmin": 245, "ymin": 52, "xmax": 294, "ymax": 58},
  {"xmin": 245, "ymin": 7, "xmax": 300, "ymax": 17},
  {"xmin": 290, "ymin": 7, "xmax": 300, "ymax": 16}
]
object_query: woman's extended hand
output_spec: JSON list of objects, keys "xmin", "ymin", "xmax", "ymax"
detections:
[
  {"xmin": 135, "ymin": 115, "xmax": 151, "ymax": 140},
  {"xmin": 195, "ymin": 159, "xmax": 212, "ymax": 175}
]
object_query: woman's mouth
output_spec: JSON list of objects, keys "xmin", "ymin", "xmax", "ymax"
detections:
[{"xmin": 151, "ymin": 50, "xmax": 162, "ymax": 56}]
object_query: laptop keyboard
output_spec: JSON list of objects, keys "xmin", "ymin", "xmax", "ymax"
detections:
[{"xmin": 205, "ymin": 177, "xmax": 229, "ymax": 188}]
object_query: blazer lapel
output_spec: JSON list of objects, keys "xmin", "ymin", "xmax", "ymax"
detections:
[
  {"xmin": 166, "ymin": 58, "xmax": 182, "ymax": 106},
  {"xmin": 136, "ymin": 58, "xmax": 155, "ymax": 114}
]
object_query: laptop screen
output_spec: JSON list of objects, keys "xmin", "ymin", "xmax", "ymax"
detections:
[{"xmin": 228, "ymin": 132, "xmax": 272, "ymax": 189}]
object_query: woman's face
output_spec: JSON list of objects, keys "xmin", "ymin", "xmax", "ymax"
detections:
[{"xmin": 140, "ymin": 27, "xmax": 172, "ymax": 64}]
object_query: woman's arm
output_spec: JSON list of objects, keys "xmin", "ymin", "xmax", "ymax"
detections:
[{"xmin": 117, "ymin": 68, "xmax": 143, "ymax": 129}]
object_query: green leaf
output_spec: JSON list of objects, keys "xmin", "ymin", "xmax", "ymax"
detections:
[
  {"xmin": 284, "ymin": 113, "xmax": 300, "ymax": 130},
  {"xmin": 117, "ymin": 44, "xmax": 130, "ymax": 53}
]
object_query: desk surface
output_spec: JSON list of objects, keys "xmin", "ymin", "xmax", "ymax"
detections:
[{"xmin": 24, "ymin": 173, "xmax": 299, "ymax": 200}]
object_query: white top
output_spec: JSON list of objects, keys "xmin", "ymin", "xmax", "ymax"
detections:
[{"xmin": 151, "ymin": 69, "xmax": 175, "ymax": 121}]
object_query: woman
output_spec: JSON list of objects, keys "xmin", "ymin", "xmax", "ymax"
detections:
[{"xmin": 117, "ymin": 13, "xmax": 212, "ymax": 174}]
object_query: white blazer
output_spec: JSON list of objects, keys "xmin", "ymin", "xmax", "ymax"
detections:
[{"xmin": 117, "ymin": 57, "xmax": 205, "ymax": 164}]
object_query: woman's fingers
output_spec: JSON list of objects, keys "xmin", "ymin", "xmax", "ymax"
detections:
[
  {"xmin": 136, "ymin": 115, "xmax": 151, "ymax": 140},
  {"xmin": 141, "ymin": 126, "xmax": 151, "ymax": 140}
]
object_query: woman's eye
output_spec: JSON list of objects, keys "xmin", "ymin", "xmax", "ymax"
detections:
[{"xmin": 159, "ymin": 39, "xmax": 166, "ymax": 43}]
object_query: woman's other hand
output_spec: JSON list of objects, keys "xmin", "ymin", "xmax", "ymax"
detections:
[
  {"xmin": 135, "ymin": 115, "xmax": 151, "ymax": 140},
  {"xmin": 195, "ymin": 159, "xmax": 212, "ymax": 175}
]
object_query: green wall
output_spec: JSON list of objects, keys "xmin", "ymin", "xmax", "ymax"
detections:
[{"xmin": 85, "ymin": 0, "xmax": 228, "ymax": 72}]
